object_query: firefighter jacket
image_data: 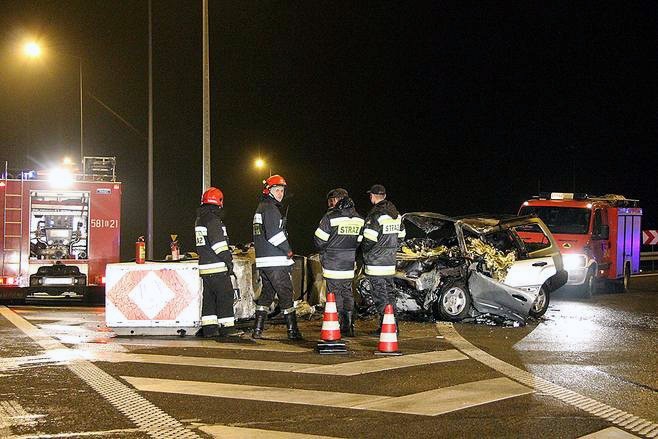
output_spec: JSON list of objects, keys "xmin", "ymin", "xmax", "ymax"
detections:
[
  {"xmin": 195, "ymin": 204, "xmax": 233, "ymax": 276},
  {"xmin": 313, "ymin": 197, "xmax": 364, "ymax": 279},
  {"xmin": 253, "ymin": 195, "xmax": 294, "ymax": 269},
  {"xmin": 361, "ymin": 199, "xmax": 406, "ymax": 276}
]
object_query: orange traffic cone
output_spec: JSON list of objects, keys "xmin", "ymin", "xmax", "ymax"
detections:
[
  {"xmin": 317, "ymin": 292, "xmax": 347, "ymax": 354},
  {"xmin": 375, "ymin": 304, "xmax": 402, "ymax": 356}
]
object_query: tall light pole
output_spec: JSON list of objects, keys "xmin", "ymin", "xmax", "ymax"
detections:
[
  {"xmin": 23, "ymin": 41, "xmax": 84, "ymax": 164},
  {"xmin": 202, "ymin": 0, "xmax": 211, "ymax": 191}
]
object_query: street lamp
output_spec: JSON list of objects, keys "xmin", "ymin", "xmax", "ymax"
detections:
[
  {"xmin": 23, "ymin": 41, "xmax": 41, "ymax": 58},
  {"xmin": 254, "ymin": 157, "xmax": 272, "ymax": 177},
  {"xmin": 22, "ymin": 41, "xmax": 84, "ymax": 164}
]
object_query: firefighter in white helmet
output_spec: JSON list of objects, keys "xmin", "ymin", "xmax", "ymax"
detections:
[{"xmin": 251, "ymin": 175, "xmax": 302, "ymax": 340}]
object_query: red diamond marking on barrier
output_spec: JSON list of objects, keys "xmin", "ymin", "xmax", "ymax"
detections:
[{"xmin": 153, "ymin": 269, "xmax": 198, "ymax": 320}]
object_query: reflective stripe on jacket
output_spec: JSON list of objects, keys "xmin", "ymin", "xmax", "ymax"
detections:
[
  {"xmin": 361, "ymin": 200, "xmax": 404, "ymax": 277},
  {"xmin": 195, "ymin": 204, "xmax": 233, "ymax": 276},
  {"xmin": 313, "ymin": 201, "xmax": 363, "ymax": 279},
  {"xmin": 253, "ymin": 196, "xmax": 294, "ymax": 269}
]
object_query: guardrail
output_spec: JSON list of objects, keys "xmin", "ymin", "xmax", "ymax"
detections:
[
  {"xmin": 640, "ymin": 251, "xmax": 658, "ymax": 272},
  {"xmin": 640, "ymin": 251, "xmax": 658, "ymax": 261}
]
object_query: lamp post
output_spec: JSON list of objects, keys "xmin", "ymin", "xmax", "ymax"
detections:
[{"xmin": 23, "ymin": 41, "xmax": 84, "ymax": 164}]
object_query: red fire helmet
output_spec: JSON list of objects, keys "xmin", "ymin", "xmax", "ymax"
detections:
[
  {"xmin": 201, "ymin": 187, "xmax": 224, "ymax": 206},
  {"xmin": 262, "ymin": 174, "xmax": 287, "ymax": 195}
]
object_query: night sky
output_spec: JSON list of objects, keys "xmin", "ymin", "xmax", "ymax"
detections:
[{"xmin": 1, "ymin": 1, "xmax": 656, "ymax": 259}]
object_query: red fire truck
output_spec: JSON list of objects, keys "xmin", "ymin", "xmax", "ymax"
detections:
[
  {"xmin": 519, "ymin": 192, "xmax": 642, "ymax": 297},
  {"xmin": 0, "ymin": 157, "xmax": 121, "ymax": 303}
]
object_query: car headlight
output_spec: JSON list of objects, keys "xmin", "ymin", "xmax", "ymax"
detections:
[{"xmin": 563, "ymin": 254, "xmax": 587, "ymax": 270}]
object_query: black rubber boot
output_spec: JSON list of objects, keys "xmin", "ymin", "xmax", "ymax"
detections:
[
  {"xmin": 219, "ymin": 325, "xmax": 244, "ymax": 338},
  {"xmin": 344, "ymin": 311, "xmax": 355, "ymax": 337},
  {"xmin": 202, "ymin": 324, "xmax": 219, "ymax": 338},
  {"xmin": 252, "ymin": 310, "xmax": 267, "ymax": 339},
  {"xmin": 284, "ymin": 311, "xmax": 303, "ymax": 340},
  {"xmin": 339, "ymin": 311, "xmax": 349, "ymax": 336}
]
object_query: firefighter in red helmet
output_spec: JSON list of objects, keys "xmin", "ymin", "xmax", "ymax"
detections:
[
  {"xmin": 251, "ymin": 175, "xmax": 302, "ymax": 340},
  {"xmin": 195, "ymin": 187, "xmax": 241, "ymax": 337}
]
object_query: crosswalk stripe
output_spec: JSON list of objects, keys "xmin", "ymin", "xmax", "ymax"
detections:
[
  {"xmin": 199, "ymin": 424, "xmax": 342, "ymax": 438},
  {"xmin": 354, "ymin": 377, "xmax": 532, "ymax": 415},
  {"xmin": 111, "ymin": 338, "xmax": 310, "ymax": 353},
  {"xmin": 95, "ymin": 349, "xmax": 467, "ymax": 376},
  {"xmin": 296, "ymin": 350, "xmax": 468, "ymax": 375},
  {"xmin": 123, "ymin": 376, "xmax": 531, "ymax": 416},
  {"xmin": 123, "ymin": 376, "xmax": 389, "ymax": 409},
  {"xmin": 577, "ymin": 427, "xmax": 640, "ymax": 438},
  {"xmin": 98, "ymin": 352, "xmax": 316, "ymax": 373}
]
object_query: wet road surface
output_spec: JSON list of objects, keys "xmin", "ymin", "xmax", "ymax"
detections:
[{"xmin": 0, "ymin": 275, "xmax": 656, "ymax": 438}]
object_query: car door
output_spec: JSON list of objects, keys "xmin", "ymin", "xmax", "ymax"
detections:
[{"xmin": 503, "ymin": 222, "xmax": 558, "ymax": 293}]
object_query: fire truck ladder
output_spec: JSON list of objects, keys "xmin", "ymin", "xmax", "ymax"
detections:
[{"xmin": 2, "ymin": 166, "xmax": 25, "ymax": 279}]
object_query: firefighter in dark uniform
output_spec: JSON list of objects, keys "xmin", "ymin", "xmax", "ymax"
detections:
[
  {"xmin": 251, "ymin": 174, "xmax": 302, "ymax": 340},
  {"xmin": 314, "ymin": 188, "xmax": 364, "ymax": 336},
  {"xmin": 361, "ymin": 184, "xmax": 406, "ymax": 334},
  {"xmin": 195, "ymin": 187, "xmax": 240, "ymax": 337}
]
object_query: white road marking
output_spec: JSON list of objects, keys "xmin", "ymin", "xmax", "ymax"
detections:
[
  {"xmin": 111, "ymin": 338, "xmax": 310, "ymax": 353},
  {"xmin": 0, "ymin": 306, "xmax": 200, "ymax": 439},
  {"xmin": 123, "ymin": 376, "xmax": 531, "ymax": 416},
  {"xmin": 437, "ymin": 323, "xmax": 658, "ymax": 438},
  {"xmin": 578, "ymin": 426, "xmax": 641, "ymax": 438},
  {"xmin": 9, "ymin": 427, "xmax": 142, "ymax": 438},
  {"xmin": 296, "ymin": 349, "xmax": 468, "ymax": 375},
  {"xmin": 93, "ymin": 349, "xmax": 466, "ymax": 376},
  {"xmin": 199, "ymin": 424, "xmax": 343, "ymax": 438},
  {"xmin": 97, "ymin": 352, "xmax": 317, "ymax": 372},
  {"xmin": 354, "ymin": 377, "xmax": 532, "ymax": 415}
]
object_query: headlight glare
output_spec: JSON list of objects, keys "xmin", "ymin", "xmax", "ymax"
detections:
[{"xmin": 563, "ymin": 254, "xmax": 587, "ymax": 270}]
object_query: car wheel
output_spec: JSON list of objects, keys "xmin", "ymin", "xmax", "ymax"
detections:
[
  {"xmin": 529, "ymin": 286, "xmax": 550, "ymax": 318},
  {"xmin": 439, "ymin": 281, "xmax": 471, "ymax": 321}
]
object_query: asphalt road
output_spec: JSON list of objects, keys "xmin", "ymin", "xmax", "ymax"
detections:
[{"xmin": 0, "ymin": 275, "xmax": 656, "ymax": 439}]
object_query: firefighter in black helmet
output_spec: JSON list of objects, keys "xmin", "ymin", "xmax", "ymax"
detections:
[
  {"xmin": 314, "ymin": 188, "xmax": 364, "ymax": 336},
  {"xmin": 195, "ymin": 187, "xmax": 241, "ymax": 338},
  {"xmin": 251, "ymin": 175, "xmax": 302, "ymax": 340}
]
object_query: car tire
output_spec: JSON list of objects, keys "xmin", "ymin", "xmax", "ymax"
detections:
[
  {"xmin": 438, "ymin": 281, "xmax": 471, "ymax": 321},
  {"xmin": 529, "ymin": 286, "xmax": 550, "ymax": 318}
]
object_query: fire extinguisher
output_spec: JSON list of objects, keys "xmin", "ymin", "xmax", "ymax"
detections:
[{"xmin": 136, "ymin": 236, "xmax": 146, "ymax": 264}]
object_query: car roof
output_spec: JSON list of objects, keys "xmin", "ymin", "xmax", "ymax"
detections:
[{"xmin": 403, "ymin": 212, "xmax": 539, "ymax": 234}]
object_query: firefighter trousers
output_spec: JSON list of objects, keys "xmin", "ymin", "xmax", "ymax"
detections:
[
  {"xmin": 367, "ymin": 275, "xmax": 395, "ymax": 315},
  {"xmin": 257, "ymin": 268, "xmax": 294, "ymax": 310},
  {"xmin": 326, "ymin": 278, "xmax": 354, "ymax": 312},
  {"xmin": 201, "ymin": 273, "xmax": 235, "ymax": 327}
]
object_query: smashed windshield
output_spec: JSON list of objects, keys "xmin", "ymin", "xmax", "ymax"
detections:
[{"xmin": 519, "ymin": 206, "xmax": 590, "ymax": 234}]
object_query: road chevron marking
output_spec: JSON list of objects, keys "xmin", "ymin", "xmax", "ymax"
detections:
[
  {"xmin": 436, "ymin": 323, "xmax": 658, "ymax": 438},
  {"xmin": 94, "ymin": 349, "xmax": 467, "ymax": 376},
  {"xmin": 0, "ymin": 306, "xmax": 200, "ymax": 439},
  {"xmin": 122, "ymin": 376, "xmax": 532, "ymax": 416}
]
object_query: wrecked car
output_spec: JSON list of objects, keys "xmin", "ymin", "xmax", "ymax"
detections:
[{"xmin": 357, "ymin": 213, "xmax": 567, "ymax": 324}]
